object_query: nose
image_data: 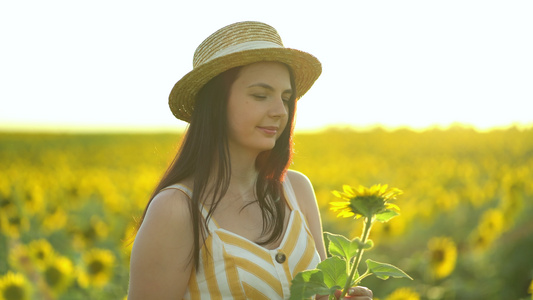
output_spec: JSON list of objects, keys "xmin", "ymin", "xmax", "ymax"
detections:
[{"xmin": 269, "ymin": 97, "xmax": 288, "ymax": 118}]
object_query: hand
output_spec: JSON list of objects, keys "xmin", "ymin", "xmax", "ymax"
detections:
[{"xmin": 334, "ymin": 286, "xmax": 373, "ymax": 299}]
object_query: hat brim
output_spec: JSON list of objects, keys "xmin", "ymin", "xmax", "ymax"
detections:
[{"xmin": 169, "ymin": 47, "xmax": 322, "ymax": 122}]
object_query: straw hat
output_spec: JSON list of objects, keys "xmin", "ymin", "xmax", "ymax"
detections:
[{"xmin": 169, "ymin": 21, "xmax": 322, "ymax": 122}]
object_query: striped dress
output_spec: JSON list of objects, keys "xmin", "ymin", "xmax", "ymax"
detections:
[{"xmin": 161, "ymin": 177, "xmax": 321, "ymax": 299}]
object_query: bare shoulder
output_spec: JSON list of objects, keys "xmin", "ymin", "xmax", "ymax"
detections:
[
  {"xmin": 287, "ymin": 170, "xmax": 316, "ymax": 212},
  {"xmin": 147, "ymin": 187, "xmax": 192, "ymax": 220},
  {"xmin": 128, "ymin": 186, "xmax": 194, "ymax": 299},
  {"xmin": 287, "ymin": 169, "xmax": 313, "ymax": 190}
]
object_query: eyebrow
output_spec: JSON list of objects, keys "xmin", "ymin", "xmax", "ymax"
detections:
[{"xmin": 248, "ymin": 83, "xmax": 293, "ymax": 94}]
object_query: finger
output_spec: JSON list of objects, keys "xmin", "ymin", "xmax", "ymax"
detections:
[{"xmin": 347, "ymin": 286, "xmax": 373, "ymax": 298}]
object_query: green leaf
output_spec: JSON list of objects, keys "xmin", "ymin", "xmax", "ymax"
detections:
[
  {"xmin": 317, "ymin": 257, "xmax": 348, "ymax": 289},
  {"xmin": 365, "ymin": 259, "xmax": 413, "ymax": 280},
  {"xmin": 375, "ymin": 209, "xmax": 400, "ymax": 222},
  {"xmin": 363, "ymin": 239, "xmax": 374, "ymax": 250},
  {"xmin": 289, "ymin": 269, "xmax": 332, "ymax": 300},
  {"xmin": 325, "ymin": 232, "xmax": 360, "ymax": 261}
]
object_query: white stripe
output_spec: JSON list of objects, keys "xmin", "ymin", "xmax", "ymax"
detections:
[
  {"xmin": 207, "ymin": 41, "xmax": 283, "ymax": 63},
  {"xmin": 287, "ymin": 225, "xmax": 308, "ymax": 273},
  {"xmin": 238, "ymin": 269, "xmax": 280, "ymax": 298},
  {"xmin": 223, "ymin": 243, "xmax": 276, "ymax": 271},
  {"xmin": 194, "ymin": 256, "xmax": 210, "ymax": 298},
  {"xmin": 211, "ymin": 235, "xmax": 231, "ymax": 296}
]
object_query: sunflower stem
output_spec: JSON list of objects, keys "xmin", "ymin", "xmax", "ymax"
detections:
[
  {"xmin": 341, "ymin": 216, "xmax": 373, "ymax": 298},
  {"xmin": 353, "ymin": 270, "xmax": 372, "ymax": 286}
]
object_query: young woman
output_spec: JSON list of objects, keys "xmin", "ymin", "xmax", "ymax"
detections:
[{"xmin": 128, "ymin": 21, "xmax": 373, "ymax": 300}]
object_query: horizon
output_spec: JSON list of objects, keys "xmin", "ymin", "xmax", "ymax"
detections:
[{"xmin": 1, "ymin": 120, "xmax": 531, "ymax": 135}]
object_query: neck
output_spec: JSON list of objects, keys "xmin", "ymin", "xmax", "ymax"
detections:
[
  {"xmin": 206, "ymin": 145, "xmax": 261, "ymax": 203},
  {"xmin": 227, "ymin": 149, "xmax": 259, "ymax": 195}
]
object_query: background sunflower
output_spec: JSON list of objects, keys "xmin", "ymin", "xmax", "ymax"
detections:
[{"xmin": 0, "ymin": 271, "xmax": 32, "ymax": 300}]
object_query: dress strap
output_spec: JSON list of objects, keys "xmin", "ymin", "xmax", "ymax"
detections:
[
  {"xmin": 161, "ymin": 183, "xmax": 193, "ymax": 198},
  {"xmin": 160, "ymin": 184, "xmax": 218, "ymax": 231},
  {"xmin": 282, "ymin": 175, "xmax": 299, "ymax": 212}
]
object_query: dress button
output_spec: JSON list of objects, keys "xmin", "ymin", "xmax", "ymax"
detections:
[{"xmin": 275, "ymin": 252, "xmax": 286, "ymax": 264}]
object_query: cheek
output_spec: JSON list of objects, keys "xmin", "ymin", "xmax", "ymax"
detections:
[
  {"xmin": 227, "ymin": 100, "xmax": 253, "ymax": 133},
  {"xmin": 278, "ymin": 115, "xmax": 290, "ymax": 138},
  {"xmin": 281, "ymin": 104, "xmax": 291, "ymax": 128}
]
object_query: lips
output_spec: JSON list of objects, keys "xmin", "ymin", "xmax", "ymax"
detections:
[{"xmin": 257, "ymin": 126, "xmax": 279, "ymax": 135}]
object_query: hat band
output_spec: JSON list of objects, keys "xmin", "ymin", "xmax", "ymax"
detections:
[{"xmin": 202, "ymin": 41, "xmax": 283, "ymax": 65}]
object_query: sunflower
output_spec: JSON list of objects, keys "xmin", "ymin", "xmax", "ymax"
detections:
[
  {"xmin": 0, "ymin": 189, "xmax": 15, "ymax": 213},
  {"xmin": 27, "ymin": 239, "xmax": 55, "ymax": 270},
  {"xmin": 0, "ymin": 271, "xmax": 32, "ymax": 300},
  {"xmin": 42, "ymin": 207, "xmax": 68, "ymax": 234},
  {"xmin": 0, "ymin": 206, "xmax": 29, "ymax": 238},
  {"xmin": 42, "ymin": 255, "xmax": 74, "ymax": 295},
  {"xmin": 470, "ymin": 230, "xmax": 491, "ymax": 252},
  {"xmin": 21, "ymin": 183, "xmax": 45, "ymax": 216},
  {"xmin": 8, "ymin": 244, "xmax": 32, "ymax": 274},
  {"xmin": 470, "ymin": 208, "xmax": 505, "ymax": 252},
  {"xmin": 77, "ymin": 248, "xmax": 116, "ymax": 288},
  {"xmin": 330, "ymin": 184, "xmax": 402, "ymax": 220},
  {"xmin": 428, "ymin": 237, "xmax": 457, "ymax": 279},
  {"xmin": 72, "ymin": 216, "xmax": 109, "ymax": 250},
  {"xmin": 478, "ymin": 209, "xmax": 505, "ymax": 239},
  {"xmin": 385, "ymin": 287, "xmax": 421, "ymax": 300}
]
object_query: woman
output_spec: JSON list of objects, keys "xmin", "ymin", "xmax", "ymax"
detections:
[{"xmin": 128, "ymin": 21, "xmax": 372, "ymax": 300}]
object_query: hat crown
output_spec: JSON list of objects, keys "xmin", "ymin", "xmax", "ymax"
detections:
[{"xmin": 193, "ymin": 21, "xmax": 284, "ymax": 68}]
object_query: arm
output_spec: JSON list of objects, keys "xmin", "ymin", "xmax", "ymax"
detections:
[{"xmin": 128, "ymin": 189, "xmax": 194, "ymax": 300}]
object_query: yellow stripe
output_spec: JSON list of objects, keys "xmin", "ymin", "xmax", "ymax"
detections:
[
  {"xmin": 187, "ymin": 266, "xmax": 200, "ymax": 300},
  {"xmin": 293, "ymin": 234, "xmax": 317, "ymax": 276},
  {"xmin": 202, "ymin": 237, "xmax": 222, "ymax": 299},
  {"xmin": 233, "ymin": 256, "xmax": 283, "ymax": 298},
  {"xmin": 242, "ymin": 282, "xmax": 271, "ymax": 300},
  {"xmin": 279, "ymin": 213, "xmax": 302, "ymax": 282},
  {"xmin": 223, "ymin": 247, "xmax": 245, "ymax": 299},
  {"xmin": 216, "ymin": 231, "xmax": 273, "ymax": 264},
  {"xmin": 282, "ymin": 212, "xmax": 302, "ymax": 257}
]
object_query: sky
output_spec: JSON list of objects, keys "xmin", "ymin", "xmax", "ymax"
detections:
[{"xmin": 1, "ymin": 0, "xmax": 532, "ymax": 132}]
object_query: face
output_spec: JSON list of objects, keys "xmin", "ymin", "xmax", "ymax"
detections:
[{"xmin": 226, "ymin": 61, "xmax": 292, "ymax": 155}]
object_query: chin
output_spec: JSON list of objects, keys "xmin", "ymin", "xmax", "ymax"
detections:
[{"xmin": 255, "ymin": 141, "xmax": 277, "ymax": 152}]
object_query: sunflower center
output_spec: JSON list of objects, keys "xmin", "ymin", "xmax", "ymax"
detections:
[
  {"xmin": 4, "ymin": 284, "xmax": 25, "ymax": 300},
  {"xmin": 8, "ymin": 216, "xmax": 21, "ymax": 226},
  {"xmin": 45, "ymin": 266, "xmax": 62, "ymax": 287},
  {"xmin": 25, "ymin": 192, "xmax": 34, "ymax": 203},
  {"xmin": 432, "ymin": 249, "xmax": 445, "ymax": 263},
  {"xmin": 83, "ymin": 227, "xmax": 97, "ymax": 241},
  {"xmin": 88, "ymin": 260, "xmax": 105, "ymax": 275},
  {"xmin": 0, "ymin": 197, "xmax": 13, "ymax": 208},
  {"xmin": 36, "ymin": 250, "xmax": 45, "ymax": 260}
]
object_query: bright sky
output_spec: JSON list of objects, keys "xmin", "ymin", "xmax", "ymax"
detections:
[{"xmin": 1, "ymin": 0, "xmax": 532, "ymax": 132}]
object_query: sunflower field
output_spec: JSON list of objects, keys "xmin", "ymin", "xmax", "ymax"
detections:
[{"xmin": 0, "ymin": 126, "xmax": 532, "ymax": 300}]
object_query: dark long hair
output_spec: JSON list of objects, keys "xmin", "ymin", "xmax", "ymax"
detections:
[{"xmin": 137, "ymin": 64, "xmax": 297, "ymax": 269}]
